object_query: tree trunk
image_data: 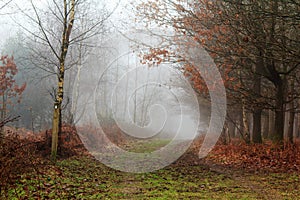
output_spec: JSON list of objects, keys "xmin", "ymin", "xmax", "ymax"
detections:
[
  {"xmin": 51, "ymin": 65, "xmax": 65, "ymax": 161},
  {"xmin": 273, "ymin": 83, "xmax": 285, "ymax": 142},
  {"xmin": 268, "ymin": 109, "xmax": 275, "ymax": 139},
  {"xmin": 228, "ymin": 119, "xmax": 235, "ymax": 139},
  {"xmin": 51, "ymin": 101, "xmax": 60, "ymax": 161},
  {"xmin": 51, "ymin": 0, "xmax": 75, "ymax": 162},
  {"xmin": 287, "ymin": 108, "xmax": 295, "ymax": 144},
  {"xmin": 242, "ymin": 103, "xmax": 250, "ymax": 144},
  {"xmin": 262, "ymin": 111, "xmax": 269, "ymax": 139},
  {"xmin": 294, "ymin": 113, "xmax": 299, "ymax": 139},
  {"xmin": 287, "ymin": 80, "xmax": 295, "ymax": 144},
  {"xmin": 0, "ymin": 95, "xmax": 6, "ymax": 142},
  {"xmin": 221, "ymin": 123, "xmax": 229, "ymax": 145},
  {"xmin": 252, "ymin": 63, "xmax": 262, "ymax": 143},
  {"xmin": 284, "ymin": 107, "xmax": 289, "ymax": 141},
  {"xmin": 252, "ymin": 110, "xmax": 262, "ymax": 143},
  {"xmin": 237, "ymin": 108, "xmax": 244, "ymax": 140}
]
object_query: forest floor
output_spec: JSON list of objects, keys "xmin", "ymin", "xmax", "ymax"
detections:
[{"xmin": 2, "ymin": 138, "xmax": 300, "ymax": 199}]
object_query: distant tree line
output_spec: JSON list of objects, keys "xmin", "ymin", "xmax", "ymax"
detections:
[{"xmin": 135, "ymin": 0, "xmax": 300, "ymax": 144}]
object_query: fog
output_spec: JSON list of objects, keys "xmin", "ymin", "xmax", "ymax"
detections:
[
  {"xmin": 71, "ymin": 31, "xmax": 208, "ymax": 140},
  {"xmin": 0, "ymin": 0, "xmax": 210, "ymax": 141}
]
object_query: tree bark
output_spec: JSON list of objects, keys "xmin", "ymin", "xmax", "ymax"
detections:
[
  {"xmin": 252, "ymin": 110, "xmax": 262, "ymax": 143},
  {"xmin": 51, "ymin": 0, "xmax": 75, "ymax": 162},
  {"xmin": 51, "ymin": 102, "xmax": 60, "ymax": 160},
  {"xmin": 252, "ymin": 62, "xmax": 262, "ymax": 143},
  {"xmin": 273, "ymin": 82, "xmax": 285, "ymax": 142},
  {"xmin": 242, "ymin": 103, "xmax": 250, "ymax": 144},
  {"xmin": 287, "ymin": 80, "xmax": 295, "ymax": 144},
  {"xmin": 228, "ymin": 119, "xmax": 235, "ymax": 139},
  {"xmin": 262, "ymin": 111, "xmax": 269, "ymax": 139},
  {"xmin": 294, "ymin": 113, "xmax": 299, "ymax": 139},
  {"xmin": 268, "ymin": 109, "xmax": 275, "ymax": 139},
  {"xmin": 287, "ymin": 108, "xmax": 295, "ymax": 144},
  {"xmin": 0, "ymin": 94, "xmax": 6, "ymax": 142}
]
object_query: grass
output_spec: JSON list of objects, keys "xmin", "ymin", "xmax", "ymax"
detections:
[
  {"xmin": 2, "ymin": 139, "xmax": 300, "ymax": 199},
  {"xmin": 3, "ymin": 156, "xmax": 300, "ymax": 199},
  {"xmin": 122, "ymin": 139, "xmax": 171, "ymax": 153}
]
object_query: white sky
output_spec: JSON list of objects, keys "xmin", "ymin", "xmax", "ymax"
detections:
[{"xmin": 0, "ymin": 0, "xmax": 127, "ymax": 49}]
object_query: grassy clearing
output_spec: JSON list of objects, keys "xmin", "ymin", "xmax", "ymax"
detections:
[
  {"xmin": 2, "ymin": 139, "xmax": 300, "ymax": 199},
  {"xmin": 123, "ymin": 139, "xmax": 171, "ymax": 153},
  {"xmin": 3, "ymin": 156, "xmax": 299, "ymax": 199}
]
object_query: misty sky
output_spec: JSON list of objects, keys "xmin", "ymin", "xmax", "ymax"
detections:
[
  {"xmin": 0, "ymin": 0, "xmax": 124, "ymax": 48},
  {"xmin": 0, "ymin": 0, "xmax": 206, "ymax": 139}
]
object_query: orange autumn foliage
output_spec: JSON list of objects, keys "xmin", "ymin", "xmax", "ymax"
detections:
[{"xmin": 0, "ymin": 55, "xmax": 26, "ymax": 107}]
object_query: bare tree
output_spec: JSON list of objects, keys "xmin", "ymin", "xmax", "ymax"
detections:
[
  {"xmin": 15, "ymin": 0, "xmax": 118, "ymax": 161},
  {"xmin": 135, "ymin": 0, "xmax": 300, "ymax": 143},
  {"xmin": 0, "ymin": 0, "xmax": 13, "ymax": 12}
]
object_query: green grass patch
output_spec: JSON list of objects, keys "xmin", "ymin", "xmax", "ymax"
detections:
[{"xmin": 2, "ymin": 156, "xmax": 299, "ymax": 199}]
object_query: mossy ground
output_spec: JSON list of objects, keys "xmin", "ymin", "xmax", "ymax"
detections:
[{"xmin": 2, "ymin": 139, "xmax": 300, "ymax": 199}]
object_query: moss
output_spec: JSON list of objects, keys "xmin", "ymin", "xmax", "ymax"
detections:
[{"xmin": 2, "ymin": 156, "xmax": 299, "ymax": 199}]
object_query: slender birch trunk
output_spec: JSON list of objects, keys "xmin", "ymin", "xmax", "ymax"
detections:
[{"xmin": 51, "ymin": 0, "xmax": 76, "ymax": 162}]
